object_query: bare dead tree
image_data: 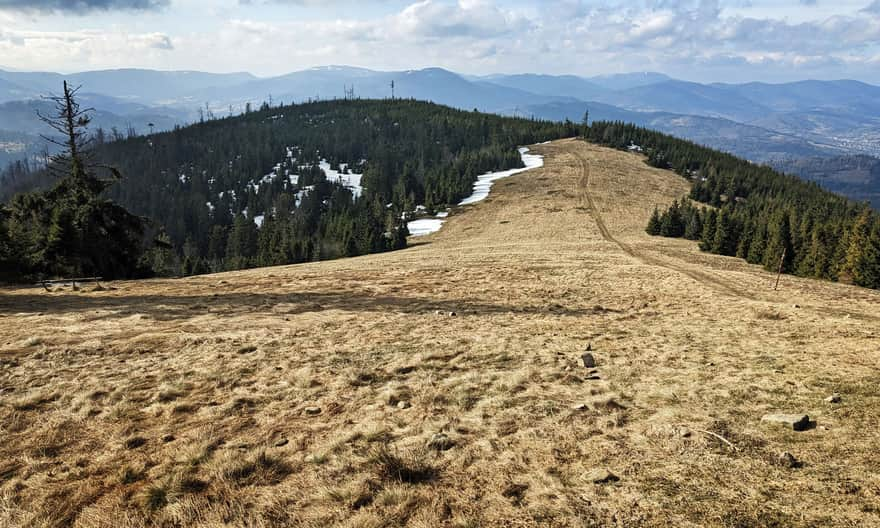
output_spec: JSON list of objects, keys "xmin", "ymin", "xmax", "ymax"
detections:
[
  {"xmin": 37, "ymin": 80, "xmax": 95, "ymax": 180},
  {"xmin": 37, "ymin": 81, "xmax": 123, "ymax": 186}
]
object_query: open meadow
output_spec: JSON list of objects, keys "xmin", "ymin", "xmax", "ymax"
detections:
[{"xmin": 1, "ymin": 139, "xmax": 879, "ymax": 527}]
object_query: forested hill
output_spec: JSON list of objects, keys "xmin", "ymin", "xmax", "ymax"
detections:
[
  {"xmin": 2, "ymin": 99, "xmax": 580, "ymax": 277},
  {"xmin": 586, "ymin": 122, "xmax": 880, "ymax": 290}
]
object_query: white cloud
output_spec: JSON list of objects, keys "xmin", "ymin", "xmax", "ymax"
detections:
[
  {"xmin": 1, "ymin": 0, "xmax": 879, "ymax": 82},
  {"xmin": 0, "ymin": 27, "xmax": 174, "ymax": 71}
]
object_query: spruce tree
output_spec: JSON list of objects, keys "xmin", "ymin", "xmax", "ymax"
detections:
[
  {"xmin": 763, "ymin": 210, "xmax": 793, "ymax": 273},
  {"xmin": 711, "ymin": 208, "xmax": 736, "ymax": 256},
  {"xmin": 840, "ymin": 211, "xmax": 880, "ymax": 288},
  {"xmin": 699, "ymin": 209, "xmax": 717, "ymax": 252},
  {"xmin": 646, "ymin": 207, "xmax": 662, "ymax": 236},
  {"xmin": 684, "ymin": 207, "xmax": 703, "ymax": 240}
]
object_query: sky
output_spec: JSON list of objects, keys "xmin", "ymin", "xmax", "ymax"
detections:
[{"xmin": 0, "ymin": 0, "xmax": 879, "ymax": 83}]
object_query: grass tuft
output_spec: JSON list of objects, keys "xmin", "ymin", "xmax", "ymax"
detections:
[
  {"xmin": 143, "ymin": 484, "xmax": 168, "ymax": 510},
  {"xmin": 223, "ymin": 450, "xmax": 292, "ymax": 487},
  {"xmin": 370, "ymin": 445, "xmax": 438, "ymax": 484}
]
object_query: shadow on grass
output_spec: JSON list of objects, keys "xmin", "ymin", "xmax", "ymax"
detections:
[{"xmin": 0, "ymin": 286, "xmax": 599, "ymax": 322}]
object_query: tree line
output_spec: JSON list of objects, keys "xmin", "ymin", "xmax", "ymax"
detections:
[
  {"xmin": 1, "ymin": 95, "xmax": 580, "ymax": 281},
  {"xmin": 587, "ymin": 121, "xmax": 879, "ymax": 289}
]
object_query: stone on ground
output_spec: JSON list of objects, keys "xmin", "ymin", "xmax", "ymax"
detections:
[
  {"xmin": 584, "ymin": 468, "xmax": 619, "ymax": 484},
  {"xmin": 761, "ymin": 413, "xmax": 811, "ymax": 431}
]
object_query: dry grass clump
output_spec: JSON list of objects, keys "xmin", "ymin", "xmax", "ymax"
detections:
[
  {"xmin": 119, "ymin": 465, "xmax": 145, "ymax": 485},
  {"xmin": 218, "ymin": 450, "xmax": 293, "ymax": 487},
  {"xmin": 370, "ymin": 445, "xmax": 438, "ymax": 484},
  {"xmin": 9, "ymin": 389, "xmax": 59, "ymax": 411},
  {"xmin": 155, "ymin": 382, "xmax": 190, "ymax": 403},
  {"xmin": 756, "ymin": 309, "xmax": 788, "ymax": 320},
  {"xmin": 138, "ymin": 471, "xmax": 209, "ymax": 512}
]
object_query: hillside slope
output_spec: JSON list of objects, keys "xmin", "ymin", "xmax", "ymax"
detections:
[{"xmin": 1, "ymin": 140, "xmax": 879, "ymax": 526}]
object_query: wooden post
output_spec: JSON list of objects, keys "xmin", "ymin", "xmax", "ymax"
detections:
[{"xmin": 774, "ymin": 248, "xmax": 787, "ymax": 291}]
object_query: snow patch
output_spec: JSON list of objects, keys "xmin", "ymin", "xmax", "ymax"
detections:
[
  {"xmin": 407, "ymin": 218, "xmax": 446, "ymax": 237},
  {"xmin": 320, "ymin": 160, "xmax": 363, "ymax": 197},
  {"xmin": 459, "ymin": 147, "xmax": 543, "ymax": 206},
  {"xmin": 407, "ymin": 147, "xmax": 543, "ymax": 237}
]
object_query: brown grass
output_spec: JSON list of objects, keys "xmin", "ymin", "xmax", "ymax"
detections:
[{"xmin": 1, "ymin": 139, "xmax": 879, "ymax": 526}]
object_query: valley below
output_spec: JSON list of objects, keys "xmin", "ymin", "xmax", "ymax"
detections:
[{"xmin": 1, "ymin": 139, "xmax": 879, "ymax": 527}]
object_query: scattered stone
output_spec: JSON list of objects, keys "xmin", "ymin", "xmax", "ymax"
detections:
[
  {"xmin": 777, "ymin": 451, "xmax": 800, "ymax": 468},
  {"xmin": 501, "ymin": 483, "xmax": 529, "ymax": 505},
  {"xmin": 581, "ymin": 352, "xmax": 596, "ymax": 369},
  {"xmin": 304, "ymin": 406, "xmax": 322, "ymax": 416},
  {"xmin": 593, "ymin": 397, "xmax": 626, "ymax": 411},
  {"xmin": 584, "ymin": 468, "xmax": 619, "ymax": 484},
  {"xmin": 427, "ymin": 433, "xmax": 455, "ymax": 451},
  {"xmin": 825, "ymin": 394, "xmax": 842, "ymax": 404},
  {"xmin": 161, "ymin": 434, "xmax": 175, "ymax": 443},
  {"xmin": 572, "ymin": 403, "xmax": 589, "ymax": 411},
  {"xmin": 383, "ymin": 387, "xmax": 411, "ymax": 406},
  {"xmin": 761, "ymin": 413, "xmax": 811, "ymax": 431},
  {"xmin": 792, "ymin": 304, "xmax": 801, "ymax": 309},
  {"xmin": 449, "ymin": 311, "xmax": 457, "ymax": 317},
  {"xmin": 123, "ymin": 436, "xmax": 147, "ymax": 450},
  {"xmin": 678, "ymin": 427, "xmax": 692, "ymax": 438},
  {"xmin": 274, "ymin": 438, "xmax": 289, "ymax": 447},
  {"xmin": 397, "ymin": 401, "xmax": 411, "ymax": 409}
]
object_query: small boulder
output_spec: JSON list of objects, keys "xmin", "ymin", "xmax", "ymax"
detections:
[
  {"xmin": 581, "ymin": 352, "xmax": 596, "ymax": 369},
  {"xmin": 274, "ymin": 438, "xmax": 289, "ymax": 447},
  {"xmin": 397, "ymin": 401, "xmax": 411, "ymax": 409},
  {"xmin": 382, "ymin": 387, "xmax": 411, "ymax": 406},
  {"xmin": 304, "ymin": 406, "xmax": 322, "ymax": 416},
  {"xmin": 777, "ymin": 451, "xmax": 800, "ymax": 468},
  {"xmin": 825, "ymin": 394, "xmax": 842, "ymax": 404},
  {"xmin": 584, "ymin": 468, "xmax": 619, "ymax": 484},
  {"xmin": 571, "ymin": 403, "xmax": 589, "ymax": 411},
  {"xmin": 427, "ymin": 433, "xmax": 455, "ymax": 451},
  {"xmin": 761, "ymin": 413, "xmax": 811, "ymax": 431}
]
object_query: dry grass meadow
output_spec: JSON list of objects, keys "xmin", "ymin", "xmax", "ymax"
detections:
[{"xmin": 1, "ymin": 139, "xmax": 879, "ymax": 527}]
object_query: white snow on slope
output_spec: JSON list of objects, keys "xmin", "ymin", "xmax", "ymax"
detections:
[
  {"xmin": 407, "ymin": 147, "xmax": 544, "ymax": 237},
  {"xmin": 407, "ymin": 217, "xmax": 446, "ymax": 237},
  {"xmin": 320, "ymin": 160, "xmax": 363, "ymax": 197},
  {"xmin": 459, "ymin": 147, "xmax": 543, "ymax": 206}
]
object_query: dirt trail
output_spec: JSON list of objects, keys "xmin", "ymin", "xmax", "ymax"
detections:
[
  {"xmin": 1, "ymin": 138, "xmax": 879, "ymax": 527},
  {"xmin": 572, "ymin": 148, "xmax": 757, "ymax": 301}
]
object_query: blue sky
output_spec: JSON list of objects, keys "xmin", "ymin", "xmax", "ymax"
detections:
[{"xmin": 1, "ymin": 0, "xmax": 879, "ymax": 83}]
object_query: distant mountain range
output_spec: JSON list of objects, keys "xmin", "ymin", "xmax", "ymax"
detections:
[{"xmin": 2, "ymin": 65, "xmax": 880, "ymax": 206}]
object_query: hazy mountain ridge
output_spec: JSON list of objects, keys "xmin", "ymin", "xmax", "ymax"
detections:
[
  {"xmin": 773, "ymin": 155, "xmax": 880, "ymax": 209},
  {"xmin": 2, "ymin": 65, "xmax": 880, "ymax": 206}
]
